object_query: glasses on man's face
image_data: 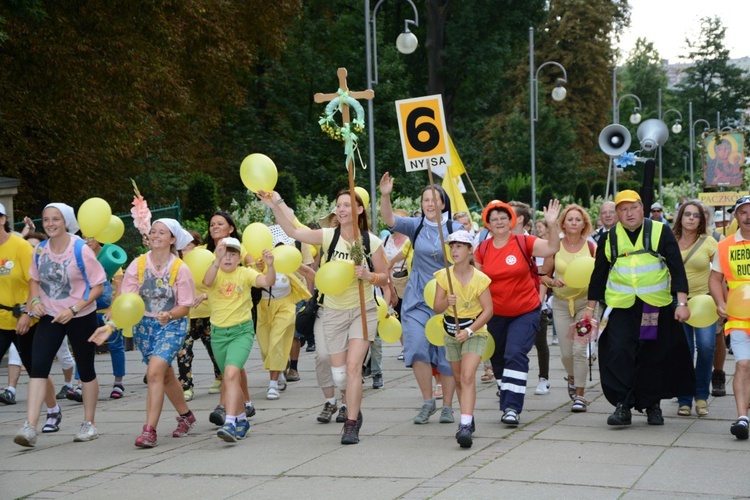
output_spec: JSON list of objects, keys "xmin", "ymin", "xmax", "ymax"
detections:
[
  {"xmin": 682, "ymin": 211, "xmax": 701, "ymax": 219},
  {"xmin": 489, "ymin": 216, "xmax": 510, "ymax": 223}
]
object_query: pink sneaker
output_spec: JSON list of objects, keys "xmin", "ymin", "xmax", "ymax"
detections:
[
  {"xmin": 135, "ymin": 424, "xmax": 157, "ymax": 448},
  {"xmin": 172, "ymin": 411, "xmax": 196, "ymax": 437}
]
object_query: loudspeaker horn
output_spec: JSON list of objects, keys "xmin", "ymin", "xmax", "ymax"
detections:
[
  {"xmin": 598, "ymin": 124, "xmax": 631, "ymax": 157},
  {"xmin": 636, "ymin": 119, "xmax": 669, "ymax": 151}
]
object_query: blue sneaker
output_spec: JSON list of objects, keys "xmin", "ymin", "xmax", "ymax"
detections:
[
  {"xmin": 235, "ymin": 420, "xmax": 250, "ymax": 440},
  {"xmin": 217, "ymin": 423, "xmax": 237, "ymax": 443}
]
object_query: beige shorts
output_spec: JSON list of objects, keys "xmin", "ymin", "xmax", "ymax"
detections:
[{"xmin": 320, "ymin": 302, "xmax": 378, "ymax": 355}]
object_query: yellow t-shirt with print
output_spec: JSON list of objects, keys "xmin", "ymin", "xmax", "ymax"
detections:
[
  {"xmin": 321, "ymin": 227, "xmax": 382, "ymax": 310},
  {"xmin": 0, "ymin": 234, "xmax": 34, "ymax": 330},
  {"xmin": 433, "ymin": 267, "xmax": 491, "ymax": 335},
  {"xmin": 207, "ymin": 266, "xmax": 260, "ymax": 328}
]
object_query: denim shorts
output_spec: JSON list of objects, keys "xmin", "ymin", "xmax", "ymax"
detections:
[{"xmin": 133, "ymin": 316, "xmax": 188, "ymax": 365}]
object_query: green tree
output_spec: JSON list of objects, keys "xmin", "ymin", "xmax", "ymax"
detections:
[
  {"xmin": 574, "ymin": 181, "xmax": 590, "ymax": 206},
  {"xmin": 185, "ymin": 173, "xmax": 219, "ymax": 221}
]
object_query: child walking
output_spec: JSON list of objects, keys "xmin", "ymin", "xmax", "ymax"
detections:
[
  {"xmin": 432, "ymin": 230, "xmax": 493, "ymax": 448},
  {"xmin": 203, "ymin": 237, "xmax": 275, "ymax": 443}
]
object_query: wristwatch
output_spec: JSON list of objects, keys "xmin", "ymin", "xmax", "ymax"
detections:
[
  {"xmin": 465, "ymin": 328, "xmax": 474, "ymax": 338},
  {"xmin": 69, "ymin": 305, "xmax": 79, "ymax": 315},
  {"xmin": 25, "ymin": 311, "xmax": 35, "ymax": 318},
  {"xmin": 676, "ymin": 302, "xmax": 688, "ymax": 307}
]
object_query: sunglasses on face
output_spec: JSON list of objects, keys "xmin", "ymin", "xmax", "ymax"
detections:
[
  {"xmin": 682, "ymin": 211, "xmax": 701, "ymax": 219},
  {"xmin": 651, "ymin": 209, "xmax": 662, "ymax": 213}
]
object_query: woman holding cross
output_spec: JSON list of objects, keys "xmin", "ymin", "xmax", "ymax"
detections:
[
  {"xmin": 259, "ymin": 188, "xmax": 388, "ymax": 445},
  {"xmin": 379, "ymin": 173, "xmax": 464, "ymax": 425}
]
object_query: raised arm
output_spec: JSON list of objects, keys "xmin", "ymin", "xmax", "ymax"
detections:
[
  {"xmin": 532, "ymin": 199, "xmax": 561, "ymax": 258},
  {"xmin": 254, "ymin": 249, "xmax": 277, "ymax": 288},
  {"xmin": 379, "ymin": 172, "xmax": 396, "ymax": 228},
  {"xmin": 258, "ymin": 190, "xmax": 324, "ymax": 246}
]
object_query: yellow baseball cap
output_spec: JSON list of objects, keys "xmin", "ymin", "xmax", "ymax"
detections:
[{"xmin": 614, "ymin": 190, "xmax": 641, "ymax": 206}]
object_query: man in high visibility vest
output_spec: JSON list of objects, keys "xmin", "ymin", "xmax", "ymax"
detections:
[
  {"xmin": 582, "ymin": 190, "xmax": 695, "ymax": 427},
  {"xmin": 709, "ymin": 195, "xmax": 750, "ymax": 440}
]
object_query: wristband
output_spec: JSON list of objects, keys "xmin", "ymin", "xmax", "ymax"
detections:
[
  {"xmin": 370, "ymin": 273, "xmax": 379, "ymax": 285},
  {"xmin": 275, "ymin": 198, "xmax": 285, "ymax": 206},
  {"xmin": 585, "ymin": 306, "xmax": 595, "ymax": 311},
  {"xmin": 31, "ymin": 298, "xmax": 42, "ymax": 306},
  {"xmin": 676, "ymin": 302, "xmax": 688, "ymax": 307},
  {"xmin": 212, "ymin": 261, "xmax": 220, "ymax": 269}
]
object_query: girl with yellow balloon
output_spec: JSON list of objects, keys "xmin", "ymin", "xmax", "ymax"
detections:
[
  {"xmin": 259, "ymin": 188, "xmax": 389, "ymax": 446},
  {"xmin": 432, "ymin": 231, "xmax": 493, "ymax": 448},
  {"xmin": 90, "ymin": 218, "xmax": 198, "ymax": 448},
  {"xmin": 672, "ymin": 201, "xmax": 718, "ymax": 417}
]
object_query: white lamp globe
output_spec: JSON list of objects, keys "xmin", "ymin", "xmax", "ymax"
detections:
[
  {"xmin": 629, "ymin": 112, "xmax": 642, "ymax": 125},
  {"xmin": 551, "ymin": 85, "xmax": 567, "ymax": 101},
  {"xmin": 396, "ymin": 30, "xmax": 418, "ymax": 54},
  {"xmin": 672, "ymin": 122, "xmax": 683, "ymax": 134}
]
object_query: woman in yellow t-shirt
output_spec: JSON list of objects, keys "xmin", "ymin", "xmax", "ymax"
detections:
[
  {"xmin": 544, "ymin": 203, "xmax": 595, "ymax": 413},
  {"xmin": 673, "ymin": 201, "xmax": 718, "ymax": 417},
  {"xmin": 260, "ymin": 188, "xmax": 388, "ymax": 446}
]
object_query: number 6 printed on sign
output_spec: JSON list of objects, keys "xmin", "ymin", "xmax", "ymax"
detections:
[{"xmin": 395, "ymin": 95, "xmax": 452, "ymax": 173}]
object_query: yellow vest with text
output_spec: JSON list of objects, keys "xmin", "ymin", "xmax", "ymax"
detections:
[
  {"xmin": 717, "ymin": 234, "xmax": 750, "ymax": 334},
  {"xmin": 604, "ymin": 222, "xmax": 671, "ymax": 308}
]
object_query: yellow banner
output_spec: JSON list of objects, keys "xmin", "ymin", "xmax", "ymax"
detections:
[{"xmin": 698, "ymin": 191, "xmax": 749, "ymax": 206}]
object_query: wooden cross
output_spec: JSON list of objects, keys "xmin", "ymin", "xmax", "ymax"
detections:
[{"xmin": 314, "ymin": 68, "xmax": 375, "ymax": 336}]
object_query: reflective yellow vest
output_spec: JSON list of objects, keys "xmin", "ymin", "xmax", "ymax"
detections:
[
  {"xmin": 604, "ymin": 222, "xmax": 671, "ymax": 308},
  {"xmin": 717, "ymin": 234, "xmax": 750, "ymax": 334}
]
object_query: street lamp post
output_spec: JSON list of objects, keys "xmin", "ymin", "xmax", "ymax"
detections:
[
  {"xmin": 609, "ymin": 68, "xmax": 643, "ymax": 197},
  {"xmin": 656, "ymin": 88, "xmax": 683, "ymax": 203},
  {"xmin": 529, "ymin": 27, "xmax": 567, "ymax": 216},
  {"xmin": 364, "ymin": 0, "xmax": 419, "ymax": 225},
  {"xmin": 688, "ymin": 101, "xmax": 711, "ymax": 197}
]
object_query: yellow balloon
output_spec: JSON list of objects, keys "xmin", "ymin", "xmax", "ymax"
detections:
[
  {"xmin": 240, "ymin": 153, "xmax": 278, "ymax": 192},
  {"xmin": 122, "ymin": 327, "xmax": 133, "ymax": 338},
  {"xmin": 355, "ymin": 186, "xmax": 370, "ymax": 207},
  {"xmin": 425, "ymin": 314, "xmax": 445, "ymax": 346},
  {"xmin": 686, "ymin": 295, "xmax": 719, "ymax": 328},
  {"xmin": 482, "ymin": 334, "xmax": 495, "ymax": 362},
  {"xmin": 424, "ymin": 279, "xmax": 437, "ymax": 309},
  {"xmin": 727, "ymin": 283, "xmax": 750, "ymax": 318},
  {"xmin": 378, "ymin": 316, "xmax": 402, "ymax": 343},
  {"xmin": 310, "ymin": 245, "xmax": 318, "ymax": 257},
  {"xmin": 242, "ymin": 222, "xmax": 273, "ymax": 259},
  {"xmin": 443, "ymin": 244, "xmax": 454, "ymax": 264},
  {"xmin": 272, "ymin": 245, "xmax": 302, "ymax": 274},
  {"xmin": 95, "ymin": 215, "xmax": 125, "ymax": 244},
  {"xmin": 376, "ymin": 296, "xmax": 388, "ymax": 322},
  {"xmin": 183, "ymin": 248, "xmax": 215, "ymax": 282},
  {"xmin": 77, "ymin": 197, "xmax": 112, "ymax": 237},
  {"xmin": 564, "ymin": 256, "xmax": 595, "ymax": 289},
  {"xmin": 315, "ymin": 261, "xmax": 354, "ymax": 295},
  {"xmin": 111, "ymin": 293, "xmax": 145, "ymax": 329}
]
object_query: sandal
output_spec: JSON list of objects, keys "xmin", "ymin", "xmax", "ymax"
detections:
[
  {"xmin": 564, "ymin": 376, "xmax": 576, "ymax": 401},
  {"xmin": 501, "ymin": 408, "xmax": 519, "ymax": 426},
  {"xmin": 42, "ymin": 411, "xmax": 62, "ymax": 433},
  {"xmin": 571, "ymin": 396, "xmax": 588, "ymax": 413},
  {"xmin": 695, "ymin": 399, "xmax": 709, "ymax": 417},
  {"xmin": 481, "ymin": 368, "xmax": 495, "ymax": 383},
  {"xmin": 677, "ymin": 405, "xmax": 691, "ymax": 416},
  {"xmin": 110, "ymin": 384, "xmax": 124, "ymax": 399}
]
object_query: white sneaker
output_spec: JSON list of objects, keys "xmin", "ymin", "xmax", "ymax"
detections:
[
  {"xmin": 266, "ymin": 387, "xmax": 280, "ymax": 400},
  {"xmin": 278, "ymin": 373, "xmax": 287, "ymax": 392},
  {"xmin": 534, "ymin": 377, "xmax": 550, "ymax": 395},
  {"xmin": 74, "ymin": 421, "xmax": 98, "ymax": 442},
  {"xmin": 14, "ymin": 421, "xmax": 37, "ymax": 447},
  {"xmin": 551, "ymin": 336, "xmax": 559, "ymax": 345}
]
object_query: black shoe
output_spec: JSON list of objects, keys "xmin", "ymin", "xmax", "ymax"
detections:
[
  {"xmin": 730, "ymin": 418, "xmax": 749, "ymax": 440},
  {"xmin": 306, "ymin": 343, "xmax": 316, "ymax": 352},
  {"xmin": 711, "ymin": 370, "xmax": 726, "ymax": 397},
  {"xmin": 456, "ymin": 423, "xmax": 473, "ymax": 448},
  {"xmin": 372, "ymin": 374, "xmax": 383, "ymax": 389},
  {"xmin": 607, "ymin": 403, "xmax": 632, "ymax": 426},
  {"xmin": 362, "ymin": 365, "xmax": 372, "ymax": 379},
  {"xmin": 209, "ymin": 405, "xmax": 226, "ymax": 426},
  {"xmin": 336, "ymin": 405, "xmax": 348, "ymax": 423},
  {"xmin": 245, "ymin": 404, "xmax": 256, "ymax": 419},
  {"xmin": 341, "ymin": 419, "xmax": 360, "ymax": 445},
  {"xmin": 65, "ymin": 386, "xmax": 83, "ymax": 403},
  {"xmin": 143, "ymin": 374, "xmax": 148, "ymax": 384},
  {"xmin": 646, "ymin": 403, "xmax": 664, "ymax": 425}
]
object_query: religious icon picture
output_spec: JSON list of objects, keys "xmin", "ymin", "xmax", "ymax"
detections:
[{"xmin": 703, "ymin": 132, "xmax": 745, "ymax": 187}]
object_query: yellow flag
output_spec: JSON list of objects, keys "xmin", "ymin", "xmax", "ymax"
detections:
[
  {"xmin": 447, "ymin": 134, "xmax": 466, "ymax": 177},
  {"xmin": 442, "ymin": 173, "xmax": 469, "ymax": 214}
]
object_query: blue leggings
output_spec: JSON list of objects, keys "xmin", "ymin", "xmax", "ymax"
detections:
[{"xmin": 74, "ymin": 320, "xmax": 125, "ymax": 380}]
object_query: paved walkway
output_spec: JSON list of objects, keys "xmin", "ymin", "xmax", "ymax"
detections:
[{"xmin": 1, "ymin": 331, "xmax": 748, "ymax": 499}]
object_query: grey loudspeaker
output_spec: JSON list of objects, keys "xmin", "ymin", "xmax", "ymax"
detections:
[
  {"xmin": 636, "ymin": 119, "xmax": 669, "ymax": 151},
  {"xmin": 598, "ymin": 124, "xmax": 632, "ymax": 157}
]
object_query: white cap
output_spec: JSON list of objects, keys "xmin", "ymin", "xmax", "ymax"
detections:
[
  {"xmin": 45, "ymin": 203, "xmax": 79, "ymax": 234},
  {"xmin": 222, "ymin": 237, "xmax": 242, "ymax": 251},
  {"xmin": 446, "ymin": 230, "xmax": 474, "ymax": 248},
  {"xmin": 0, "ymin": 203, "xmax": 5, "ymax": 216}
]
